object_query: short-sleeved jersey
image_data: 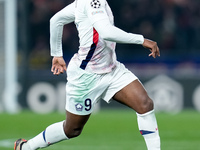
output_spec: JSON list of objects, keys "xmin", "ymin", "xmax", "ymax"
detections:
[{"xmin": 70, "ymin": 0, "xmax": 117, "ymax": 74}]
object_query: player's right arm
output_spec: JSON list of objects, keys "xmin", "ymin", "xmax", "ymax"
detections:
[
  {"xmin": 51, "ymin": 56, "xmax": 67, "ymax": 75},
  {"xmin": 50, "ymin": 1, "xmax": 75, "ymax": 57},
  {"xmin": 50, "ymin": 2, "xmax": 75, "ymax": 75}
]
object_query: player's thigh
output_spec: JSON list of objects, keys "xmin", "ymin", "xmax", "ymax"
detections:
[
  {"xmin": 113, "ymin": 79, "xmax": 153, "ymax": 114},
  {"xmin": 64, "ymin": 111, "xmax": 91, "ymax": 138}
]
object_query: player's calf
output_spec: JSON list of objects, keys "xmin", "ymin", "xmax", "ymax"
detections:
[{"xmin": 137, "ymin": 110, "xmax": 161, "ymax": 150}]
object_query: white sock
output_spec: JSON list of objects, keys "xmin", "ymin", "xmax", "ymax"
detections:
[
  {"xmin": 22, "ymin": 121, "xmax": 68, "ymax": 150},
  {"xmin": 137, "ymin": 110, "xmax": 161, "ymax": 150}
]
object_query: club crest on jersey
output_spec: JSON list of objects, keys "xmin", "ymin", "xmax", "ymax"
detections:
[
  {"xmin": 90, "ymin": 0, "xmax": 101, "ymax": 9},
  {"xmin": 75, "ymin": 103, "xmax": 83, "ymax": 111}
]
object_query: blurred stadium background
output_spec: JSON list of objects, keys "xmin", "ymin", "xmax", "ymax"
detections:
[
  {"xmin": 0, "ymin": 0, "xmax": 200, "ymax": 149},
  {"xmin": 1, "ymin": 0, "xmax": 200, "ymax": 113}
]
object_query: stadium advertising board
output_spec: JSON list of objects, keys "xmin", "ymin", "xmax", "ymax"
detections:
[{"xmin": 0, "ymin": 73, "xmax": 200, "ymax": 114}]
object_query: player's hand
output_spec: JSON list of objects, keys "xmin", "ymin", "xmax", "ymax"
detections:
[
  {"xmin": 51, "ymin": 56, "xmax": 67, "ymax": 75},
  {"xmin": 143, "ymin": 38, "xmax": 160, "ymax": 58}
]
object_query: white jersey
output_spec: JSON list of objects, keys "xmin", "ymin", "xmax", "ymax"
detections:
[
  {"xmin": 73, "ymin": 0, "xmax": 116, "ymax": 73},
  {"xmin": 50, "ymin": 0, "xmax": 144, "ymax": 74}
]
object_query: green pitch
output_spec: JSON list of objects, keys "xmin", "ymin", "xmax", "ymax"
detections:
[{"xmin": 0, "ymin": 109, "xmax": 199, "ymax": 150}]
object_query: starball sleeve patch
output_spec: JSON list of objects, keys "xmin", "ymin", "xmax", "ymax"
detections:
[{"xmin": 90, "ymin": 0, "xmax": 101, "ymax": 9}]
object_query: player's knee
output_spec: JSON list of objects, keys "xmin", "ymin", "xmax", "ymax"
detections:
[
  {"xmin": 64, "ymin": 127, "xmax": 83, "ymax": 138},
  {"xmin": 138, "ymin": 95, "xmax": 154, "ymax": 114},
  {"xmin": 63, "ymin": 122, "xmax": 82, "ymax": 138},
  {"xmin": 69, "ymin": 130, "xmax": 82, "ymax": 138}
]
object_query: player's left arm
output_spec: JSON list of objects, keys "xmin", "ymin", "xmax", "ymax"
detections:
[
  {"xmin": 86, "ymin": 0, "xmax": 160, "ymax": 58},
  {"xmin": 86, "ymin": 0, "xmax": 144, "ymax": 44},
  {"xmin": 143, "ymin": 39, "xmax": 160, "ymax": 58}
]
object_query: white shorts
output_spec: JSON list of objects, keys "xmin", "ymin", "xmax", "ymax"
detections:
[{"xmin": 65, "ymin": 61, "xmax": 138, "ymax": 115}]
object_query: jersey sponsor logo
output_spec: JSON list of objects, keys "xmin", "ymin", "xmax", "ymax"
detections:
[
  {"xmin": 90, "ymin": 0, "xmax": 101, "ymax": 9},
  {"xmin": 91, "ymin": 10, "xmax": 104, "ymax": 15},
  {"xmin": 75, "ymin": 103, "xmax": 83, "ymax": 111}
]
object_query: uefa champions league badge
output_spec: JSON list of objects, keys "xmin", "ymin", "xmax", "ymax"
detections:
[
  {"xmin": 75, "ymin": 103, "xmax": 83, "ymax": 111},
  {"xmin": 90, "ymin": 0, "xmax": 101, "ymax": 9}
]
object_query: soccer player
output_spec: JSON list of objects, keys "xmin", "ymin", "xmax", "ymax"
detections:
[{"xmin": 14, "ymin": 0, "xmax": 161, "ymax": 150}]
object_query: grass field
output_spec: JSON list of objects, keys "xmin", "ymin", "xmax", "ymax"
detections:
[{"xmin": 0, "ymin": 109, "xmax": 200, "ymax": 150}]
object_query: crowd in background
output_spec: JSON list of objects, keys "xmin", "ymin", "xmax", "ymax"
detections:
[
  {"xmin": 118, "ymin": 0, "xmax": 200, "ymax": 51},
  {"xmin": 18, "ymin": 0, "xmax": 200, "ymax": 68}
]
